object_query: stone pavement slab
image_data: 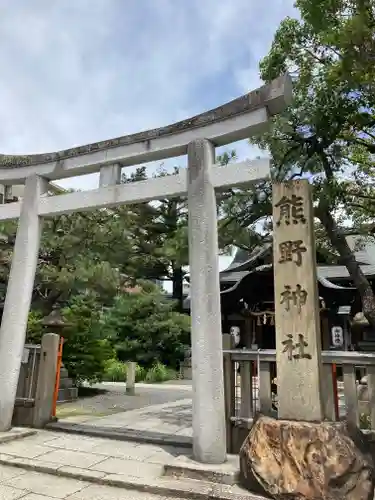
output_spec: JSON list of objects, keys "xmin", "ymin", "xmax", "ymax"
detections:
[
  {"xmin": 91, "ymin": 457, "xmax": 163, "ymax": 477},
  {"xmin": 0, "ymin": 464, "xmax": 27, "ymax": 482},
  {"xmin": 2, "ymin": 470, "xmax": 90, "ymax": 498},
  {"xmin": 0, "ymin": 430, "xmax": 263, "ymax": 499},
  {"xmin": 49, "ymin": 399, "xmax": 193, "ymax": 448},
  {"xmin": 56, "ymin": 382, "xmax": 192, "ymax": 422},
  {"xmin": 0, "ymin": 428, "xmax": 36, "ymax": 444},
  {"xmin": 0, "ymin": 440, "xmax": 56, "ymax": 459},
  {"xmin": 79, "ymin": 399, "xmax": 192, "ymax": 432},
  {"xmin": 20, "ymin": 495, "xmax": 57, "ymax": 500},
  {"xmin": 66, "ymin": 483, "xmax": 183, "ymax": 500},
  {"xmin": 1, "ymin": 484, "xmax": 29, "ymax": 500}
]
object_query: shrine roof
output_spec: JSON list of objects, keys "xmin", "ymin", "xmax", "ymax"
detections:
[
  {"xmin": 220, "ymin": 234, "xmax": 375, "ymax": 279},
  {"xmin": 182, "ymin": 262, "xmax": 356, "ymax": 311},
  {"xmin": 183, "ymin": 234, "xmax": 375, "ymax": 311},
  {"xmin": 220, "ymin": 242, "xmax": 272, "ymax": 273},
  {"xmin": 220, "ymin": 263, "xmax": 375, "ymax": 285}
]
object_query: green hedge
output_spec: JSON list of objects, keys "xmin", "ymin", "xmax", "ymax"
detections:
[{"xmin": 103, "ymin": 359, "xmax": 178, "ymax": 384}]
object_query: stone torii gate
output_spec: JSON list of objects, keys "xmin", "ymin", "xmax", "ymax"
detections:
[{"xmin": 0, "ymin": 74, "xmax": 292, "ymax": 464}]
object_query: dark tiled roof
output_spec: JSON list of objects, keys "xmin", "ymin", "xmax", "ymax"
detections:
[
  {"xmin": 318, "ymin": 264, "xmax": 375, "ymax": 280},
  {"xmin": 183, "ymin": 235, "xmax": 375, "ymax": 310},
  {"xmin": 220, "ymin": 235, "xmax": 375, "ymax": 281},
  {"xmin": 183, "ymin": 263, "xmax": 355, "ymax": 311},
  {"xmin": 220, "ymin": 243, "xmax": 272, "ymax": 273},
  {"xmin": 220, "ymin": 264, "xmax": 375, "ymax": 285}
]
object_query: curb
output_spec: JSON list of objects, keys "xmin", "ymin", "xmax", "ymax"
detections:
[
  {"xmin": 46, "ymin": 422, "xmax": 193, "ymax": 448},
  {"xmin": 93, "ymin": 382, "xmax": 193, "ymax": 391},
  {"xmin": 0, "ymin": 455, "xmax": 266, "ymax": 500},
  {"xmin": 164, "ymin": 463, "xmax": 239, "ymax": 486},
  {"xmin": 0, "ymin": 429, "xmax": 36, "ymax": 444}
]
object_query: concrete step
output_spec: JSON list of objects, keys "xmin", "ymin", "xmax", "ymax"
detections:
[
  {"xmin": 57, "ymin": 387, "xmax": 78, "ymax": 403},
  {"xmin": 0, "ymin": 452, "xmax": 263, "ymax": 500},
  {"xmin": 46, "ymin": 420, "xmax": 193, "ymax": 448}
]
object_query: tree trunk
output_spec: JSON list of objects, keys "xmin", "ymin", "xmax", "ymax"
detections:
[
  {"xmin": 32, "ymin": 289, "xmax": 64, "ymax": 316},
  {"xmin": 317, "ymin": 206, "xmax": 375, "ymax": 329},
  {"xmin": 172, "ymin": 265, "xmax": 184, "ymax": 312}
]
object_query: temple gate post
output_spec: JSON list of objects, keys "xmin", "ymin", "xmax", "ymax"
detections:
[
  {"xmin": 187, "ymin": 138, "xmax": 227, "ymax": 464},
  {"xmin": 0, "ymin": 175, "xmax": 47, "ymax": 431}
]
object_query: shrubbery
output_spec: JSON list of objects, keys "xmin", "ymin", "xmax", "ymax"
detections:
[
  {"xmin": 27, "ymin": 283, "xmax": 190, "ymax": 385},
  {"xmin": 103, "ymin": 358, "xmax": 178, "ymax": 383},
  {"xmin": 100, "ymin": 287, "xmax": 190, "ymax": 370},
  {"xmin": 27, "ymin": 292, "xmax": 114, "ymax": 386}
]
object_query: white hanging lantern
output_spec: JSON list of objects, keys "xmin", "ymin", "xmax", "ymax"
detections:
[{"xmin": 331, "ymin": 326, "xmax": 344, "ymax": 347}]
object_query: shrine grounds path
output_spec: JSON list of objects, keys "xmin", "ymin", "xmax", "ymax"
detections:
[
  {"xmin": 0, "ymin": 429, "xmax": 250, "ymax": 500},
  {"xmin": 56, "ymin": 381, "xmax": 192, "ymax": 421}
]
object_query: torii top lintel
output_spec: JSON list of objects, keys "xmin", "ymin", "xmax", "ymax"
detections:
[{"xmin": 0, "ymin": 74, "xmax": 292, "ymax": 184}]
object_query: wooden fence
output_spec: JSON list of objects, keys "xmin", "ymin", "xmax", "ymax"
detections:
[
  {"xmin": 223, "ymin": 347, "xmax": 375, "ymax": 453},
  {"xmin": 13, "ymin": 334, "xmax": 59, "ymax": 428}
]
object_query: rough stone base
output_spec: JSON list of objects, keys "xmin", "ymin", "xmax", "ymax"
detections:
[{"xmin": 239, "ymin": 415, "xmax": 375, "ymax": 500}]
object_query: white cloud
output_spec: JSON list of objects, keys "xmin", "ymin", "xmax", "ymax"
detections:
[{"xmin": 0, "ymin": 0, "xmax": 296, "ymax": 190}]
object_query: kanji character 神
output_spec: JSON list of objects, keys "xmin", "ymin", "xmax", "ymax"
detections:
[{"xmin": 280, "ymin": 284, "xmax": 308, "ymax": 313}]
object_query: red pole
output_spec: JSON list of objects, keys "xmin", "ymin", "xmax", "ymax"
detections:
[
  {"xmin": 332, "ymin": 363, "xmax": 339, "ymax": 420},
  {"xmin": 52, "ymin": 337, "xmax": 64, "ymax": 418}
]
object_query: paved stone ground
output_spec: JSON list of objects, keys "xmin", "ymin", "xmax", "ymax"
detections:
[
  {"xmin": 0, "ymin": 430, "xmax": 253, "ymax": 499},
  {"xmin": 65, "ymin": 399, "xmax": 193, "ymax": 438},
  {"xmin": 57, "ymin": 378, "xmax": 349, "ymax": 437},
  {"xmin": 0, "ymin": 464, "xmax": 189, "ymax": 499},
  {"xmin": 57, "ymin": 382, "xmax": 192, "ymax": 420}
]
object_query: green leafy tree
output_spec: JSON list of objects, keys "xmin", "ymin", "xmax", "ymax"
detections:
[
  {"xmin": 121, "ymin": 156, "xmax": 247, "ymax": 309},
  {"xmin": 60, "ymin": 293, "xmax": 114, "ymax": 385},
  {"xmin": 0, "ymin": 210, "xmax": 132, "ymax": 314},
  {"xmin": 151, "ymin": 167, "xmax": 189, "ymax": 310},
  {"xmin": 100, "ymin": 284, "xmax": 190, "ymax": 369},
  {"xmin": 0, "ymin": 191, "xmax": 174, "ymax": 382},
  {"xmin": 25, "ymin": 292, "xmax": 114, "ymax": 384},
  {"xmin": 121, "ymin": 166, "xmax": 189, "ymax": 309},
  {"xmin": 219, "ymin": 0, "xmax": 375, "ymax": 326}
]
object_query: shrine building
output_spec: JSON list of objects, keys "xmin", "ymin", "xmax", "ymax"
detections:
[{"xmin": 183, "ymin": 233, "xmax": 375, "ymax": 352}]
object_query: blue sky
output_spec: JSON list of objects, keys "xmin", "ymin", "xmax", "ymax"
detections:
[
  {"xmin": 0, "ymin": 0, "xmax": 297, "ymax": 277},
  {"xmin": 0, "ymin": 0, "xmax": 296, "ymax": 186}
]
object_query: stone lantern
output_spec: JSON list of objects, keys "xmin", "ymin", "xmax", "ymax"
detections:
[{"xmin": 42, "ymin": 305, "xmax": 70, "ymax": 336}]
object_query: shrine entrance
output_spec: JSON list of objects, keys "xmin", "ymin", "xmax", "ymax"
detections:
[{"xmin": 0, "ymin": 75, "xmax": 292, "ymax": 464}]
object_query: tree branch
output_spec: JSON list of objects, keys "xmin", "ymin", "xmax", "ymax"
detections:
[{"xmin": 317, "ymin": 201, "xmax": 375, "ymax": 327}]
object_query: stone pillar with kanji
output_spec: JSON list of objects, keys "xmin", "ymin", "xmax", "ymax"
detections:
[
  {"xmin": 272, "ymin": 180, "xmax": 324, "ymax": 421},
  {"xmin": 239, "ymin": 180, "xmax": 375, "ymax": 500}
]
